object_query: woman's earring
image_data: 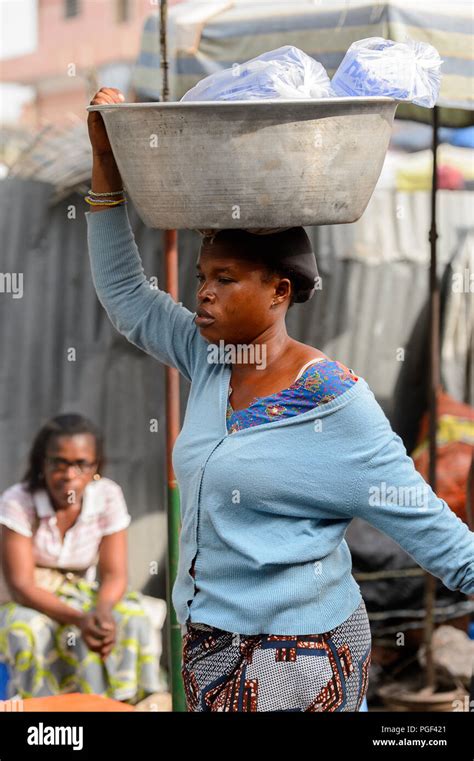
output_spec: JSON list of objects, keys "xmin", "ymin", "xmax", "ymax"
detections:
[{"xmin": 93, "ymin": 473, "xmax": 101, "ymax": 481}]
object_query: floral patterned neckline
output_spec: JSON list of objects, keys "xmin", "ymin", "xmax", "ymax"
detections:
[
  {"xmin": 227, "ymin": 358, "xmax": 330, "ymax": 412},
  {"xmin": 225, "ymin": 359, "xmax": 359, "ymax": 435}
]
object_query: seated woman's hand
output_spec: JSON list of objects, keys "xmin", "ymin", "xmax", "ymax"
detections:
[
  {"xmin": 79, "ymin": 610, "xmax": 116, "ymax": 659},
  {"xmin": 94, "ymin": 604, "xmax": 117, "ymax": 659}
]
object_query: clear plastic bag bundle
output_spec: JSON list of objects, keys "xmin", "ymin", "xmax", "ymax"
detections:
[
  {"xmin": 331, "ymin": 37, "xmax": 442, "ymax": 108},
  {"xmin": 181, "ymin": 45, "xmax": 334, "ymax": 101}
]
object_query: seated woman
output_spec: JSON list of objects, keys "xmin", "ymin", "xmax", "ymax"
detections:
[{"xmin": 0, "ymin": 413, "xmax": 160, "ymax": 702}]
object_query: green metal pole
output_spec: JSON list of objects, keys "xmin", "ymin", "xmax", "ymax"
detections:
[{"xmin": 166, "ymin": 477, "xmax": 186, "ymax": 712}]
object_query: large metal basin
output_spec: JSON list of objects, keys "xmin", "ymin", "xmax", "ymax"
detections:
[{"xmin": 88, "ymin": 98, "xmax": 399, "ymax": 229}]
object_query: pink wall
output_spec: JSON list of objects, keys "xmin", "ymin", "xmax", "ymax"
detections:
[
  {"xmin": 1, "ymin": 0, "xmax": 173, "ymax": 83},
  {"xmin": 1, "ymin": 0, "xmax": 183, "ymax": 126}
]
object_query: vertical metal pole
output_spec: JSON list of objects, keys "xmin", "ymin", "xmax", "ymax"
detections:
[
  {"xmin": 159, "ymin": 1, "xmax": 186, "ymax": 711},
  {"xmin": 424, "ymin": 105, "xmax": 439, "ymax": 690},
  {"xmin": 160, "ymin": 0, "xmax": 170, "ymax": 102},
  {"xmin": 164, "ymin": 229, "xmax": 186, "ymax": 712}
]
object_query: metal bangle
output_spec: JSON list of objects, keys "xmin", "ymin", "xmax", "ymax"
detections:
[
  {"xmin": 85, "ymin": 196, "xmax": 126, "ymax": 204},
  {"xmin": 88, "ymin": 188, "xmax": 125, "ymax": 197}
]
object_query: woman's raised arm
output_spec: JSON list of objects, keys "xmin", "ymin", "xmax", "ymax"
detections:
[{"xmin": 86, "ymin": 88, "xmax": 202, "ymax": 382}]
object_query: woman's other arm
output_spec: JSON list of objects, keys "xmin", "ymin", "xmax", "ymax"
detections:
[{"xmin": 349, "ymin": 432, "xmax": 474, "ymax": 595}]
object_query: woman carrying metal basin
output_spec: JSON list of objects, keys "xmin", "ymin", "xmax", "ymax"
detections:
[{"xmin": 86, "ymin": 88, "xmax": 474, "ymax": 713}]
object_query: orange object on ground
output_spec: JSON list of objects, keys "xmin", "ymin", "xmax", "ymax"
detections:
[
  {"xmin": 20, "ymin": 693, "xmax": 135, "ymax": 712},
  {"xmin": 412, "ymin": 388, "xmax": 474, "ymax": 527}
]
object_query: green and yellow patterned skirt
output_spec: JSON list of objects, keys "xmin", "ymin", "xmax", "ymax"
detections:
[{"xmin": 0, "ymin": 577, "xmax": 160, "ymax": 703}]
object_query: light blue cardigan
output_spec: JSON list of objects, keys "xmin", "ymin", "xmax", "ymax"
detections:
[{"xmin": 86, "ymin": 205, "xmax": 474, "ymax": 635}]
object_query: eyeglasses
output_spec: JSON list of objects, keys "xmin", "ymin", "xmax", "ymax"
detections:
[{"xmin": 44, "ymin": 457, "xmax": 98, "ymax": 475}]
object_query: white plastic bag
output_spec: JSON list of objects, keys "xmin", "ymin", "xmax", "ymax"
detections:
[
  {"xmin": 181, "ymin": 45, "xmax": 334, "ymax": 101},
  {"xmin": 331, "ymin": 37, "xmax": 442, "ymax": 108}
]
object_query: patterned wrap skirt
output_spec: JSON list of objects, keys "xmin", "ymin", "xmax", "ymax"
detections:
[{"xmin": 181, "ymin": 598, "xmax": 371, "ymax": 712}]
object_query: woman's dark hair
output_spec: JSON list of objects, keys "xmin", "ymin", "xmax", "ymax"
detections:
[
  {"xmin": 199, "ymin": 227, "xmax": 318, "ymax": 309},
  {"xmin": 259, "ymin": 265, "xmax": 313, "ymax": 309},
  {"xmin": 22, "ymin": 413, "xmax": 105, "ymax": 493}
]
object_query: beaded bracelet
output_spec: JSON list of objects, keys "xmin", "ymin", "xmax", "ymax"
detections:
[
  {"xmin": 88, "ymin": 188, "xmax": 125, "ymax": 197},
  {"xmin": 84, "ymin": 196, "xmax": 127, "ymax": 207},
  {"xmin": 84, "ymin": 187, "xmax": 126, "ymax": 207}
]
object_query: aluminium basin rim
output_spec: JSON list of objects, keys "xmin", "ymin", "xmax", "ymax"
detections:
[{"xmin": 87, "ymin": 96, "xmax": 401, "ymax": 112}]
